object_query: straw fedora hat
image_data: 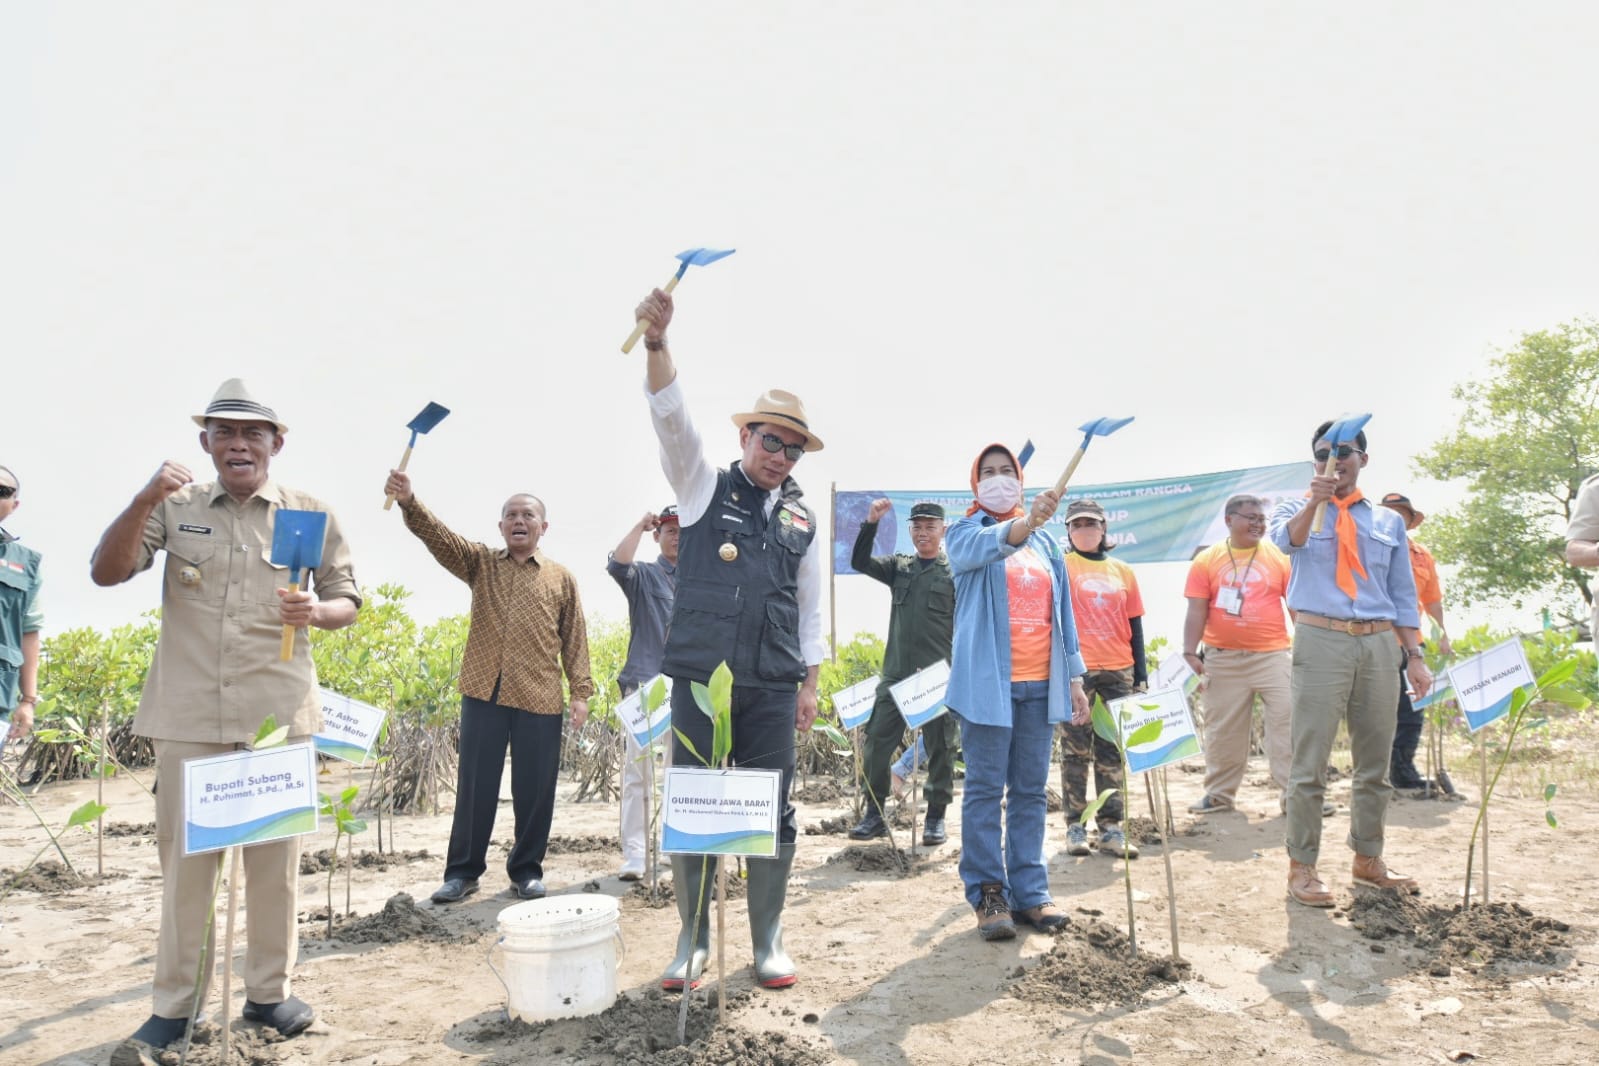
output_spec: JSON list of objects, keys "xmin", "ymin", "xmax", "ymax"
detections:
[
  {"xmin": 730, "ymin": 388, "xmax": 823, "ymax": 452},
  {"xmin": 192, "ymin": 378, "xmax": 289, "ymax": 434}
]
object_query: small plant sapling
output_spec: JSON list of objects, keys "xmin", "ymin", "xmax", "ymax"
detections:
[
  {"xmin": 0, "ymin": 798, "xmax": 107, "ymax": 909},
  {"xmin": 1081, "ymin": 694, "xmax": 1162, "ymax": 957},
  {"xmin": 318, "ymin": 784, "xmax": 368, "ymax": 935}
]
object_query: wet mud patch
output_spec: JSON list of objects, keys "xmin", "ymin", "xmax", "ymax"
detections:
[
  {"xmin": 544, "ymin": 834, "xmax": 621, "ymax": 854},
  {"xmin": 108, "ymin": 1021, "xmax": 285, "ymax": 1066},
  {"xmin": 105, "ymin": 821, "xmax": 156, "ymax": 837},
  {"xmin": 619, "ymin": 869, "xmax": 745, "ymax": 910},
  {"xmin": 1, "ymin": 860, "xmax": 125, "ymax": 895},
  {"xmin": 298, "ymin": 847, "xmax": 430, "ymax": 874},
  {"xmin": 825, "ymin": 843, "xmax": 939, "ymax": 876},
  {"xmin": 791, "ymin": 778, "xmax": 844, "ymax": 803},
  {"xmin": 306, "ymin": 892, "xmax": 461, "ymax": 945},
  {"xmin": 1349, "ymin": 893, "xmax": 1575, "ymax": 977},
  {"xmin": 1013, "ymin": 916, "xmax": 1192, "ymax": 1009},
  {"xmin": 469, "ymin": 988, "xmax": 831, "ymax": 1065}
]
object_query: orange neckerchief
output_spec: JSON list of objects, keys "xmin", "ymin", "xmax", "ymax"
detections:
[{"xmin": 1325, "ymin": 489, "xmax": 1369, "ymax": 599}]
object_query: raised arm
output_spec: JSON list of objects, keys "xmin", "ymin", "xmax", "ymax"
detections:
[{"xmin": 91, "ymin": 461, "xmax": 193, "ymax": 586}]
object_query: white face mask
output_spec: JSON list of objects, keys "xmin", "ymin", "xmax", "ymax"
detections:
[{"xmin": 976, "ymin": 475, "xmax": 1022, "ymax": 514}]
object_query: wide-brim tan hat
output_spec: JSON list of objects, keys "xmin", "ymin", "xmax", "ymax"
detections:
[
  {"xmin": 730, "ymin": 388, "xmax": 823, "ymax": 452},
  {"xmin": 192, "ymin": 378, "xmax": 289, "ymax": 434}
]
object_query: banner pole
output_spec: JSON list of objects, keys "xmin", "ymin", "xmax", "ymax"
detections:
[{"xmin": 829, "ymin": 481, "xmax": 838, "ymax": 662}]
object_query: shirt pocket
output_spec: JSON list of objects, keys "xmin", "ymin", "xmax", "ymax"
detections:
[
  {"xmin": 756, "ymin": 600, "xmax": 804, "ymax": 682},
  {"xmin": 1366, "ymin": 529, "xmax": 1397, "ymax": 587},
  {"xmin": 165, "ymin": 534, "xmax": 222, "ymax": 603}
]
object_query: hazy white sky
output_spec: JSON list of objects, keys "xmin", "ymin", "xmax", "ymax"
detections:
[{"xmin": 5, "ymin": 4, "xmax": 1598, "ymax": 655}]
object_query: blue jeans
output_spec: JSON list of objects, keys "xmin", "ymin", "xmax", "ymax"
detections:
[{"xmin": 956, "ymin": 680, "xmax": 1054, "ymax": 911}]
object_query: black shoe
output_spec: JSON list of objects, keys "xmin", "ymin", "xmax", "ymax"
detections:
[
  {"xmin": 242, "ymin": 996, "xmax": 315, "ymax": 1037},
  {"xmin": 848, "ymin": 809, "xmax": 888, "ymax": 840},
  {"xmin": 127, "ymin": 1014, "xmax": 189, "ymax": 1050},
  {"xmin": 1390, "ymin": 763, "xmax": 1427, "ymax": 790},
  {"xmin": 922, "ymin": 816, "xmax": 947, "ymax": 846},
  {"xmin": 430, "ymin": 878, "xmax": 479, "ymax": 904},
  {"xmin": 515, "ymin": 878, "xmax": 546, "ymax": 900}
]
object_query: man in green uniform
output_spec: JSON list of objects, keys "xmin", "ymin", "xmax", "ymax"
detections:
[
  {"xmin": 0, "ymin": 464, "xmax": 42, "ymax": 761},
  {"xmin": 848, "ymin": 499, "xmax": 958, "ymax": 845}
]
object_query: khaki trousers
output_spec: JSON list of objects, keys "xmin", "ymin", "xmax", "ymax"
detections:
[
  {"xmin": 1284, "ymin": 627, "xmax": 1401, "ymax": 866},
  {"xmin": 153, "ymin": 739, "xmax": 303, "ymax": 1018},
  {"xmin": 1198, "ymin": 648, "xmax": 1292, "ymax": 802}
]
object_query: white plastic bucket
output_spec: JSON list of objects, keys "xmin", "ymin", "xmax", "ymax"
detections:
[{"xmin": 488, "ymin": 894, "xmax": 626, "ymax": 1022}]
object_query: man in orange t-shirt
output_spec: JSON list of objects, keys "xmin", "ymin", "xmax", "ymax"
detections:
[{"xmin": 1182, "ymin": 494, "xmax": 1303, "ymax": 814}]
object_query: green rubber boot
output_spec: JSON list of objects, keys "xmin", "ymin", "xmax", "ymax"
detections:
[
  {"xmin": 660, "ymin": 854, "xmax": 711, "ymax": 990},
  {"xmin": 747, "ymin": 843, "xmax": 797, "ymax": 988}
]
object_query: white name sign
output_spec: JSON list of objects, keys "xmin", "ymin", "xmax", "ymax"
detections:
[
  {"xmin": 660, "ymin": 767, "xmax": 781, "ymax": 857},
  {"xmin": 182, "ymin": 743, "xmax": 319, "ymax": 855},
  {"xmin": 889, "ymin": 660, "xmax": 951, "ymax": 731},
  {"xmin": 832, "ymin": 675, "xmax": 880, "ymax": 731},
  {"xmin": 313, "ymin": 688, "xmax": 388, "ymax": 765}
]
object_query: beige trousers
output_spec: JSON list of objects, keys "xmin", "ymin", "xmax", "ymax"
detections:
[
  {"xmin": 1198, "ymin": 647, "xmax": 1292, "ymax": 803},
  {"xmin": 153, "ymin": 739, "xmax": 303, "ymax": 1018}
]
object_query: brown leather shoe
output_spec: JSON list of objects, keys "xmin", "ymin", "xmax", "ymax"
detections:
[
  {"xmin": 975, "ymin": 882, "xmax": 1016, "ymax": 941},
  {"xmin": 1352, "ymin": 854, "xmax": 1420, "ymax": 894},
  {"xmin": 1288, "ymin": 860, "xmax": 1334, "ymax": 907}
]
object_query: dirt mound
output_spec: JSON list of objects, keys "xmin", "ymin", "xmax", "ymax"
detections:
[
  {"xmin": 321, "ymin": 892, "xmax": 457, "ymax": 944},
  {"xmin": 1, "ymin": 860, "xmax": 125, "ymax": 896},
  {"xmin": 1349, "ymin": 893, "xmax": 1575, "ymax": 977},
  {"xmin": 620, "ymin": 879, "xmax": 675, "ymax": 910},
  {"xmin": 824, "ymin": 843, "xmax": 941, "ymax": 876},
  {"xmin": 104, "ymin": 821, "xmax": 156, "ymax": 837},
  {"xmin": 791, "ymin": 779, "xmax": 844, "ymax": 803},
  {"xmin": 544, "ymin": 834, "xmax": 621, "ymax": 854},
  {"xmin": 1014, "ymin": 916, "xmax": 1192, "ymax": 1009},
  {"xmin": 804, "ymin": 815, "xmax": 852, "ymax": 836},
  {"xmin": 298, "ymin": 847, "xmax": 430, "ymax": 874},
  {"xmin": 108, "ymin": 1021, "xmax": 285, "ymax": 1065},
  {"xmin": 472, "ymin": 988, "xmax": 830, "ymax": 1065}
]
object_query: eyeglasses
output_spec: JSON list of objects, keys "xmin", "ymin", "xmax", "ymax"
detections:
[
  {"xmin": 0, "ymin": 485, "xmax": 15, "ymax": 500},
  {"xmin": 1228, "ymin": 512, "xmax": 1267, "ymax": 524},
  {"xmin": 1313, "ymin": 445, "xmax": 1363, "ymax": 462},
  {"xmin": 758, "ymin": 432, "xmax": 805, "ymax": 462}
]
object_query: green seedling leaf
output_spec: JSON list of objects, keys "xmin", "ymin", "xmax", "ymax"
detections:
[
  {"xmin": 67, "ymin": 801, "xmax": 108, "ymax": 830},
  {"xmin": 1546, "ymin": 810, "xmax": 1559, "ymax": 829},
  {"xmin": 345, "ymin": 818, "xmax": 367, "ymax": 834},
  {"xmin": 673, "ymin": 727, "xmax": 707, "ymax": 767},
  {"xmin": 815, "ymin": 722, "xmax": 849, "ymax": 748},
  {"xmin": 1544, "ymin": 783, "xmax": 1558, "ymax": 802},
  {"xmin": 1127, "ymin": 719, "xmax": 1163, "ymax": 749},
  {"xmin": 1535, "ymin": 657, "xmax": 1579, "ymax": 689},
  {"xmin": 645, "ymin": 676, "xmax": 668, "ymax": 714},
  {"xmin": 340, "ymin": 785, "xmax": 359, "ymax": 805},
  {"xmin": 1090, "ymin": 696, "xmax": 1118, "ymax": 745},
  {"xmin": 1540, "ymin": 686, "xmax": 1590, "ymax": 710},
  {"xmin": 254, "ymin": 721, "xmax": 290, "ymax": 749},
  {"xmin": 708, "ymin": 661, "xmax": 734, "ymax": 719},
  {"xmin": 64, "ymin": 715, "xmax": 85, "ymax": 734},
  {"xmin": 1080, "ymin": 786, "xmax": 1116, "ymax": 826},
  {"xmin": 691, "ymin": 680, "xmax": 715, "ymax": 720}
]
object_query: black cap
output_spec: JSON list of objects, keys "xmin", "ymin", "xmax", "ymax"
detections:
[{"xmin": 909, "ymin": 501, "xmax": 945, "ymax": 521}]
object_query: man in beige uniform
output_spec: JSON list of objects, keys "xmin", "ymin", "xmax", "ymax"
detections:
[{"xmin": 92, "ymin": 380, "xmax": 361, "ymax": 1055}]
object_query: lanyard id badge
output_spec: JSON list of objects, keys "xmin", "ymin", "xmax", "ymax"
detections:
[{"xmin": 1216, "ymin": 586, "xmax": 1244, "ymax": 616}]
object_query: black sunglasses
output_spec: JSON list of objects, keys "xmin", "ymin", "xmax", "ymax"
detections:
[
  {"xmin": 1313, "ymin": 445, "xmax": 1362, "ymax": 462},
  {"xmin": 758, "ymin": 432, "xmax": 805, "ymax": 462},
  {"xmin": 0, "ymin": 485, "xmax": 15, "ymax": 500}
]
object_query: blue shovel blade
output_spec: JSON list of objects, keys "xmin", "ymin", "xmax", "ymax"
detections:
[
  {"xmin": 1078, "ymin": 416, "xmax": 1135, "ymax": 447},
  {"xmin": 676, "ymin": 247, "xmax": 736, "ymax": 267},
  {"xmin": 407, "ymin": 402, "xmax": 450, "ymax": 435},
  {"xmin": 1325, "ymin": 412, "xmax": 1372, "ymax": 445},
  {"xmin": 271, "ymin": 509, "xmax": 329, "ymax": 573}
]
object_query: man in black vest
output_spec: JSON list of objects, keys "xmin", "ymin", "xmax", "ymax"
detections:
[{"xmin": 633, "ymin": 287, "xmax": 824, "ymax": 992}]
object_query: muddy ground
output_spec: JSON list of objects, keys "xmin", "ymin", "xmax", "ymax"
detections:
[{"xmin": 1, "ymin": 757, "xmax": 1595, "ymax": 1065}]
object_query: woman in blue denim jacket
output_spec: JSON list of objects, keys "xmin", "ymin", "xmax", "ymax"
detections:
[{"xmin": 945, "ymin": 443, "xmax": 1089, "ymax": 941}]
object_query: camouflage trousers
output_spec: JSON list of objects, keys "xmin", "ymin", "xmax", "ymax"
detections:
[{"xmin": 1060, "ymin": 667, "xmax": 1136, "ymax": 827}]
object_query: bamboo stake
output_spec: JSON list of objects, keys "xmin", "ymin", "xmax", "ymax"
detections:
[
  {"xmin": 220, "ymin": 847, "xmax": 242, "ymax": 1064},
  {"xmin": 1148, "ymin": 770, "xmax": 1181, "ymax": 961}
]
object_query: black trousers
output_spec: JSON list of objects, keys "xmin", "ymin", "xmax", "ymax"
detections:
[
  {"xmin": 669, "ymin": 679, "xmax": 798, "ymax": 844},
  {"xmin": 443, "ymin": 688, "xmax": 563, "ymax": 884}
]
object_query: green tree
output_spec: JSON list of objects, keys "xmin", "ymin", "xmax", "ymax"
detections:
[{"xmin": 1413, "ymin": 319, "xmax": 1599, "ymax": 620}]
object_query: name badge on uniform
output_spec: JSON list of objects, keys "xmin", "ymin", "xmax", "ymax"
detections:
[{"xmin": 1216, "ymin": 586, "xmax": 1243, "ymax": 616}]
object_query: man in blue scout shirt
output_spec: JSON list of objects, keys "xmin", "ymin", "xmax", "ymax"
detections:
[{"xmin": 1268, "ymin": 420, "xmax": 1432, "ymax": 908}]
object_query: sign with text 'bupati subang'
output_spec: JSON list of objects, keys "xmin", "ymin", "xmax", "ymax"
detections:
[{"xmin": 182, "ymin": 743, "xmax": 319, "ymax": 855}]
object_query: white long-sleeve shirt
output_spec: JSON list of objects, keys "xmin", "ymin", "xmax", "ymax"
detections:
[{"xmin": 646, "ymin": 377, "xmax": 825, "ymax": 667}]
